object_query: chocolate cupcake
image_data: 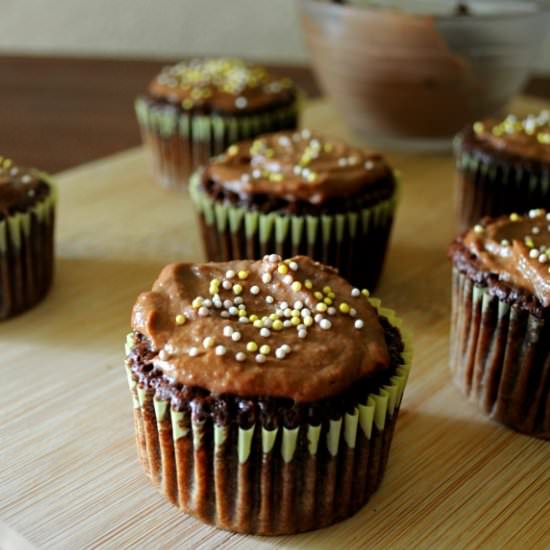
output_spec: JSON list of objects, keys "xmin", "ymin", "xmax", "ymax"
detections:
[
  {"xmin": 125, "ymin": 255, "xmax": 411, "ymax": 535},
  {"xmin": 454, "ymin": 111, "xmax": 550, "ymax": 231},
  {"xmin": 190, "ymin": 130, "xmax": 398, "ymax": 289},
  {"xmin": 449, "ymin": 209, "xmax": 550, "ymax": 439},
  {"xmin": 0, "ymin": 157, "xmax": 55, "ymax": 320},
  {"xmin": 135, "ymin": 59, "xmax": 299, "ymax": 191}
]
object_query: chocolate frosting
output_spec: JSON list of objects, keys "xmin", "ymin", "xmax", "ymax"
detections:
[
  {"xmin": 465, "ymin": 111, "xmax": 550, "ymax": 164},
  {"xmin": 461, "ymin": 209, "xmax": 550, "ymax": 308},
  {"xmin": 205, "ymin": 130, "xmax": 393, "ymax": 205},
  {"xmin": 148, "ymin": 58, "xmax": 296, "ymax": 114},
  {"xmin": 0, "ymin": 157, "xmax": 49, "ymax": 220},
  {"xmin": 131, "ymin": 255, "xmax": 391, "ymax": 402}
]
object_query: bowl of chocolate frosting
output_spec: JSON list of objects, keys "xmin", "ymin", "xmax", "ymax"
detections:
[{"xmin": 299, "ymin": 0, "xmax": 550, "ymax": 151}]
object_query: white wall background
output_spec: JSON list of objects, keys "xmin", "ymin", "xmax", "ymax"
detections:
[{"xmin": 0, "ymin": 0, "xmax": 548, "ymax": 71}]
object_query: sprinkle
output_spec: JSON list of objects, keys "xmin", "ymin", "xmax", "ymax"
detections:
[
  {"xmin": 283, "ymin": 274, "xmax": 294, "ymax": 285},
  {"xmin": 225, "ymin": 270, "xmax": 235, "ymax": 279},
  {"xmin": 298, "ymin": 329, "xmax": 307, "ymax": 339},
  {"xmin": 304, "ymin": 316, "xmax": 313, "ymax": 327},
  {"xmin": 350, "ymin": 308, "xmax": 357, "ymax": 317},
  {"xmin": 238, "ymin": 310, "xmax": 247, "ymax": 318},
  {"xmin": 354, "ymin": 319, "xmax": 364, "ymax": 329},
  {"xmin": 266, "ymin": 295, "xmax": 274, "ymax": 304},
  {"xmin": 246, "ymin": 341, "xmax": 258, "ymax": 352},
  {"xmin": 323, "ymin": 297, "xmax": 333, "ymax": 305},
  {"xmin": 314, "ymin": 313, "xmax": 323, "ymax": 323},
  {"xmin": 280, "ymin": 301, "xmax": 289, "ymax": 310},
  {"xmin": 529, "ymin": 209, "xmax": 543, "ymax": 219},
  {"xmin": 500, "ymin": 239, "xmax": 510, "ymax": 247},
  {"xmin": 283, "ymin": 320, "xmax": 292, "ymax": 328},
  {"xmin": 532, "ymin": 226, "xmax": 541, "ymax": 235},
  {"xmin": 275, "ymin": 347, "xmax": 286, "ymax": 359},
  {"xmin": 231, "ymin": 331, "xmax": 242, "ymax": 342},
  {"xmin": 283, "ymin": 308, "xmax": 293, "ymax": 317},
  {"xmin": 509, "ymin": 213, "xmax": 520, "ymax": 222},
  {"xmin": 250, "ymin": 285, "xmax": 260, "ymax": 295},
  {"xmin": 316, "ymin": 302, "xmax": 328, "ymax": 312},
  {"xmin": 222, "ymin": 280, "xmax": 232, "ymax": 290},
  {"xmin": 239, "ymin": 317, "xmax": 249, "ymax": 324},
  {"xmin": 301, "ymin": 308, "xmax": 311, "ymax": 317},
  {"xmin": 525, "ymin": 236, "xmax": 535, "ymax": 248},
  {"xmin": 256, "ymin": 354, "xmax": 266, "ymax": 364},
  {"xmin": 323, "ymin": 286, "xmax": 332, "ymax": 295},
  {"xmin": 223, "ymin": 325, "xmax": 233, "ymax": 337},
  {"xmin": 158, "ymin": 350, "xmax": 169, "ymax": 361},
  {"xmin": 235, "ymin": 352, "xmax": 246, "ymax": 362},
  {"xmin": 220, "ymin": 311, "xmax": 230, "ymax": 318},
  {"xmin": 351, "ymin": 288, "xmax": 361, "ymax": 297},
  {"xmin": 361, "ymin": 289, "xmax": 370, "ymax": 297},
  {"xmin": 175, "ymin": 314, "xmax": 186, "ymax": 325},
  {"xmin": 228, "ymin": 306, "xmax": 238, "ymax": 316},
  {"xmin": 327, "ymin": 307, "xmax": 336, "ymax": 316},
  {"xmin": 278, "ymin": 264, "xmax": 289, "ymax": 275},
  {"xmin": 259, "ymin": 345, "xmax": 271, "ymax": 355},
  {"xmin": 235, "ymin": 96, "xmax": 248, "ymax": 109},
  {"xmin": 234, "ymin": 296, "xmax": 244, "ymax": 305},
  {"xmin": 192, "ymin": 297, "xmax": 203, "ymax": 309},
  {"xmin": 304, "ymin": 279, "xmax": 313, "ymax": 289},
  {"xmin": 203, "ymin": 336, "xmax": 214, "ymax": 349},
  {"xmin": 215, "ymin": 345, "xmax": 227, "ymax": 356},
  {"xmin": 262, "ymin": 273, "xmax": 272, "ymax": 284},
  {"xmin": 223, "ymin": 299, "xmax": 233, "ymax": 309},
  {"xmin": 314, "ymin": 291, "xmax": 323, "ymax": 300},
  {"xmin": 188, "ymin": 347, "xmax": 199, "ymax": 357},
  {"xmin": 294, "ymin": 300, "xmax": 304, "ymax": 310},
  {"xmin": 289, "ymin": 261, "xmax": 299, "ymax": 271},
  {"xmin": 319, "ymin": 319, "xmax": 332, "ymax": 330},
  {"xmin": 473, "ymin": 121, "xmax": 484, "ymax": 135},
  {"xmin": 529, "ymin": 249, "xmax": 539, "ymax": 259},
  {"xmin": 203, "ymin": 299, "xmax": 212, "ymax": 308},
  {"xmin": 238, "ymin": 270, "xmax": 249, "ymax": 280},
  {"xmin": 339, "ymin": 302, "xmax": 350, "ymax": 314},
  {"xmin": 473, "ymin": 224, "xmax": 484, "ymax": 235},
  {"xmin": 253, "ymin": 319, "xmax": 264, "ymax": 328},
  {"xmin": 268, "ymin": 254, "xmax": 281, "ymax": 263},
  {"xmin": 233, "ymin": 284, "xmax": 243, "ymax": 295},
  {"xmin": 198, "ymin": 306, "xmax": 209, "ymax": 317},
  {"xmin": 272, "ymin": 319, "xmax": 284, "ymax": 331},
  {"xmin": 260, "ymin": 328, "xmax": 271, "ymax": 338},
  {"xmin": 539, "ymin": 254, "xmax": 548, "ymax": 264}
]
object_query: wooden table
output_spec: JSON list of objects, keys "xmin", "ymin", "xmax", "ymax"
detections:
[{"xmin": 1, "ymin": 96, "xmax": 549, "ymax": 549}]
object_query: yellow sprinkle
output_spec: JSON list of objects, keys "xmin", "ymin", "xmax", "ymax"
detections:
[
  {"xmin": 272, "ymin": 320, "xmax": 284, "ymax": 331},
  {"xmin": 192, "ymin": 297, "xmax": 203, "ymax": 309},
  {"xmin": 525, "ymin": 236, "xmax": 535, "ymax": 248},
  {"xmin": 473, "ymin": 121, "xmax": 484, "ymax": 135},
  {"xmin": 316, "ymin": 303, "xmax": 328, "ymax": 312},
  {"xmin": 233, "ymin": 284, "xmax": 243, "ymax": 295},
  {"xmin": 175, "ymin": 314, "xmax": 186, "ymax": 325},
  {"xmin": 304, "ymin": 279, "xmax": 313, "ymax": 289},
  {"xmin": 260, "ymin": 345, "xmax": 271, "ymax": 355},
  {"xmin": 339, "ymin": 303, "xmax": 350, "ymax": 314},
  {"xmin": 323, "ymin": 297, "xmax": 333, "ymax": 305},
  {"xmin": 227, "ymin": 145, "xmax": 239, "ymax": 156},
  {"xmin": 509, "ymin": 213, "xmax": 520, "ymax": 222},
  {"xmin": 304, "ymin": 317, "xmax": 313, "ymax": 327},
  {"xmin": 291, "ymin": 309, "xmax": 300, "ymax": 317},
  {"xmin": 323, "ymin": 286, "xmax": 332, "ymax": 295},
  {"xmin": 361, "ymin": 289, "xmax": 370, "ymax": 297},
  {"xmin": 238, "ymin": 310, "xmax": 247, "ymax": 317},
  {"xmin": 238, "ymin": 270, "xmax": 249, "ymax": 280},
  {"xmin": 328, "ymin": 292, "xmax": 336, "ymax": 299},
  {"xmin": 253, "ymin": 320, "xmax": 264, "ymax": 328},
  {"xmin": 249, "ymin": 314, "xmax": 258, "ymax": 322},
  {"xmin": 291, "ymin": 281, "xmax": 302, "ymax": 292},
  {"xmin": 277, "ymin": 264, "xmax": 289, "ymax": 275},
  {"xmin": 314, "ymin": 291, "xmax": 323, "ymax": 300},
  {"xmin": 270, "ymin": 313, "xmax": 279, "ymax": 321},
  {"xmin": 291, "ymin": 317, "xmax": 300, "ymax": 326},
  {"xmin": 246, "ymin": 341, "xmax": 258, "ymax": 352}
]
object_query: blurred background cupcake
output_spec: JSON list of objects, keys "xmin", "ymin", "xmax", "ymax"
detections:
[
  {"xmin": 189, "ymin": 129, "xmax": 398, "ymax": 289},
  {"xmin": 135, "ymin": 58, "xmax": 299, "ymax": 191},
  {"xmin": 448, "ymin": 209, "xmax": 549, "ymax": 439},
  {"xmin": 126, "ymin": 255, "xmax": 411, "ymax": 534},
  {"xmin": 454, "ymin": 111, "xmax": 550, "ymax": 231},
  {"xmin": 0, "ymin": 157, "xmax": 56, "ymax": 320}
]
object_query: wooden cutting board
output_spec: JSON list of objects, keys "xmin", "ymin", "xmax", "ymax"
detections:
[{"xmin": 1, "ymin": 97, "xmax": 549, "ymax": 550}]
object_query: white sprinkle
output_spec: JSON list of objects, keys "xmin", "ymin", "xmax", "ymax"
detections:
[
  {"xmin": 235, "ymin": 96, "xmax": 248, "ymax": 109},
  {"xmin": 280, "ymin": 302, "xmax": 289, "ymax": 310},
  {"xmin": 228, "ymin": 306, "xmax": 238, "ymax": 316},
  {"xmin": 327, "ymin": 307, "xmax": 336, "ymax": 316},
  {"xmin": 297, "ymin": 324, "xmax": 306, "ymax": 331},
  {"xmin": 365, "ymin": 160, "xmax": 375, "ymax": 170},
  {"xmin": 351, "ymin": 288, "xmax": 361, "ymax": 297},
  {"xmin": 263, "ymin": 318, "xmax": 272, "ymax": 328},
  {"xmin": 203, "ymin": 299, "xmax": 212, "ymax": 308},
  {"xmin": 252, "ymin": 169, "xmax": 262, "ymax": 179},
  {"xmin": 529, "ymin": 249, "xmax": 540, "ymax": 259},
  {"xmin": 500, "ymin": 239, "xmax": 510, "ymax": 247},
  {"xmin": 250, "ymin": 285, "xmax": 260, "ymax": 295},
  {"xmin": 225, "ymin": 270, "xmax": 235, "ymax": 279},
  {"xmin": 213, "ymin": 298, "xmax": 222, "ymax": 308},
  {"xmin": 539, "ymin": 254, "xmax": 548, "ymax": 264},
  {"xmin": 239, "ymin": 317, "xmax": 249, "ymax": 324},
  {"xmin": 275, "ymin": 347, "xmax": 286, "ymax": 359},
  {"xmin": 301, "ymin": 308, "xmax": 311, "ymax": 317},
  {"xmin": 314, "ymin": 313, "xmax": 323, "ymax": 323},
  {"xmin": 234, "ymin": 296, "xmax": 243, "ymax": 305},
  {"xmin": 350, "ymin": 308, "xmax": 357, "ymax": 317},
  {"xmin": 529, "ymin": 209, "xmax": 542, "ymax": 218},
  {"xmin": 256, "ymin": 354, "xmax": 266, "ymax": 364},
  {"xmin": 262, "ymin": 273, "xmax": 272, "ymax": 284},
  {"xmin": 282, "ymin": 344, "xmax": 291, "ymax": 354},
  {"xmin": 266, "ymin": 295, "xmax": 274, "ymax": 304},
  {"xmin": 268, "ymin": 254, "xmax": 281, "ymax": 263},
  {"xmin": 223, "ymin": 299, "xmax": 233, "ymax": 309},
  {"xmin": 338, "ymin": 158, "xmax": 348, "ymax": 167},
  {"xmin": 294, "ymin": 300, "xmax": 304, "ymax": 310},
  {"xmin": 220, "ymin": 311, "xmax": 230, "ymax": 318},
  {"xmin": 241, "ymin": 173, "xmax": 251, "ymax": 183},
  {"xmin": 203, "ymin": 336, "xmax": 214, "ymax": 349},
  {"xmin": 260, "ymin": 328, "xmax": 271, "ymax": 338},
  {"xmin": 222, "ymin": 280, "xmax": 232, "ymax": 290},
  {"xmin": 320, "ymin": 319, "xmax": 332, "ymax": 330},
  {"xmin": 293, "ymin": 165, "xmax": 302, "ymax": 176},
  {"xmin": 546, "ymin": 213, "xmax": 550, "ymax": 221},
  {"xmin": 354, "ymin": 319, "xmax": 364, "ymax": 329},
  {"xmin": 215, "ymin": 345, "xmax": 226, "ymax": 356},
  {"xmin": 238, "ymin": 304, "xmax": 246, "ymax": 311},
  {"xmin": 283, "ymin": 274, "xmax": 294, "ymax": 285},
  {"xmin": 188, "ymin": 347, "xmax": 199, "ymax": 357},
  {"xmin": 235, "ymin": 352, "xmax": 246, "ymax": 362},
  {"xmin": 283, "ymin": 308, "xmax": 292, "ymax": 318},
  {"xmin": 283, "ymin": 320, "xmax": 292, "ymax": 328},
  {"xmin": 289, "ymin": 261, "xmax": 299, "ymax": 272},
  {"xmin": 21, "ymin": 174, "xmax": 33, "ymax": 184},
  {"xmin": 223, "ymin": 325, "xmax": 233, "ymax": 337},
  {"xmin": 231, "ymin": 331, "xmax": 242, "ymax": 341},
  {"xmin": 158, "ymin": 349, "xmax": 169, "ymax": 361},
  {"xmin": 532, "ymin": 226, "xmax": 541, "ymax": 235},
  {"xmin": 198, "ymin": 306, "xmax": 209, "ymax": 317},
  {"xmin": 298, "ymin": 329, "xmax": 307, "ymax": 339},
  {"xmin": 301, "ymin": 128, "xmax": 312, "ymax": 139}
]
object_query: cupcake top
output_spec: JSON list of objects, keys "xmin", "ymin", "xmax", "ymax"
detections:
[
  {"xmin": 204, "ymin": 129, "xmax": 393, "ymax": 205},
  {"xmin": 463, "ymin": 111, "xmax": 550, "ymax": 163},
  {"xmin": 148, "ymin": 58, "xmax": 296, "ymax": 114},
  {"xmin": 459, "ymin": 209, "xmax": 550, "ymax": 308},
  {"xmin": 131, "ymin": 255, "xmax": 391, "ymax": 402},
  {"xmin": 0, "ymin": 157, "xmax": 50, "ymax": 220}
]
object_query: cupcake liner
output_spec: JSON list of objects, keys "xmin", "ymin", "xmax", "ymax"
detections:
[
  {"xmin": 449, "ymin": 268, "xmax": 550, "ymax": 439},
  {"xmin": 135, "ymin": 97, "xmax": 299, "ymax": 191},
  {"xmin": 454, "ymin": 139, "xmax": 550, "ymax": 231},
  {"xmin": 0, "ymin": 183, "xmax": 56, "ymax": 320},
  {"xmin": 189, "ymin": 173, "xmax": 398, "ymax": 289},
  {"xmin": 125, "ymin": 306, "xmax": 412, "ymax": 535}
]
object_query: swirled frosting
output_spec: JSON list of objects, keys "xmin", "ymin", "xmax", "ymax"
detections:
[
  {"xmin": 467, "ymin": 111, "xmax": 550, "ymax": 163},
  {"xmin": 463, "ymin": 209, "xmax": 550, "ymax": 307},
  {"xmin": 148, "ymin": 58, "xmax": 296, "ymax": 114},
  {"xmin": 131, "ymin": 255, "xmax": 391, "ymax": 402},
  {"xmin": 0, "ymin": 157, "xmax": 48, "ymax": 219},
  {"xmin": 205, "ymin": 129, "xmax": 393, "ymax": 204}
]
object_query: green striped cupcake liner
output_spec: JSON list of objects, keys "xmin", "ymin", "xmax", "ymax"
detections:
[
  {"xmin": 135, "ymin": 97, "xmax": 299, "ymax": 191},
  {"xmin": 189, "ymin": 171, "xmax": 398, "ymax": 289},
  {"xmin": 125, "ymin": 304, "xmax": 412, "ymax": 535}
]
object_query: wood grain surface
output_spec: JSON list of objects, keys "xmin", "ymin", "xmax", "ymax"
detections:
[{"xmin": 1, "ymin": 97, "xmax": 549, "ymax": 550}]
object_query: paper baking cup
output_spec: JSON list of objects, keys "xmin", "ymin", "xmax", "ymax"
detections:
[
  {"xmin": 189, "ymin": 173, "xmax": 397, "ymax": 289},
  {"xmin": 125, "ymin": 307, "xmax": 411, "ymax": 535},
  {"xmin": 0, "ymin": 183, "xmax": 56, "ymax": 320},
  {"xmin": 449, "ymin": 268, "xmax": 549, "ymax": 439},
  {"xmin": 135, "ymin": 97, "xmax": 299, "ymax": 191},
  {"xmin": 454, "ymin": 140, "xmax": 550, "ymax": 231}
]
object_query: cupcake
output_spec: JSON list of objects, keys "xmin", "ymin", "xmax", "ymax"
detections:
[
  {"xmin": 135, "ymin": 58, "xmax": 299, "ymax": 191},
  {"xmin": 454, "ymin": 111, "xmax": 550, "ymax": 231},
  {"xmin": 189, "ymin": 130, "xmax": 398, "ymax": 289},
  {"xmin": 0, "ymin": 157, "xmax": 56, "ymax": 320},
  {"xmin": 125, "ymin": 255, "xmax": 411, "ymax": 535},
  {"xmin": 449, "ymin": 209, "xmax": 550, "ymax": 439}
]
